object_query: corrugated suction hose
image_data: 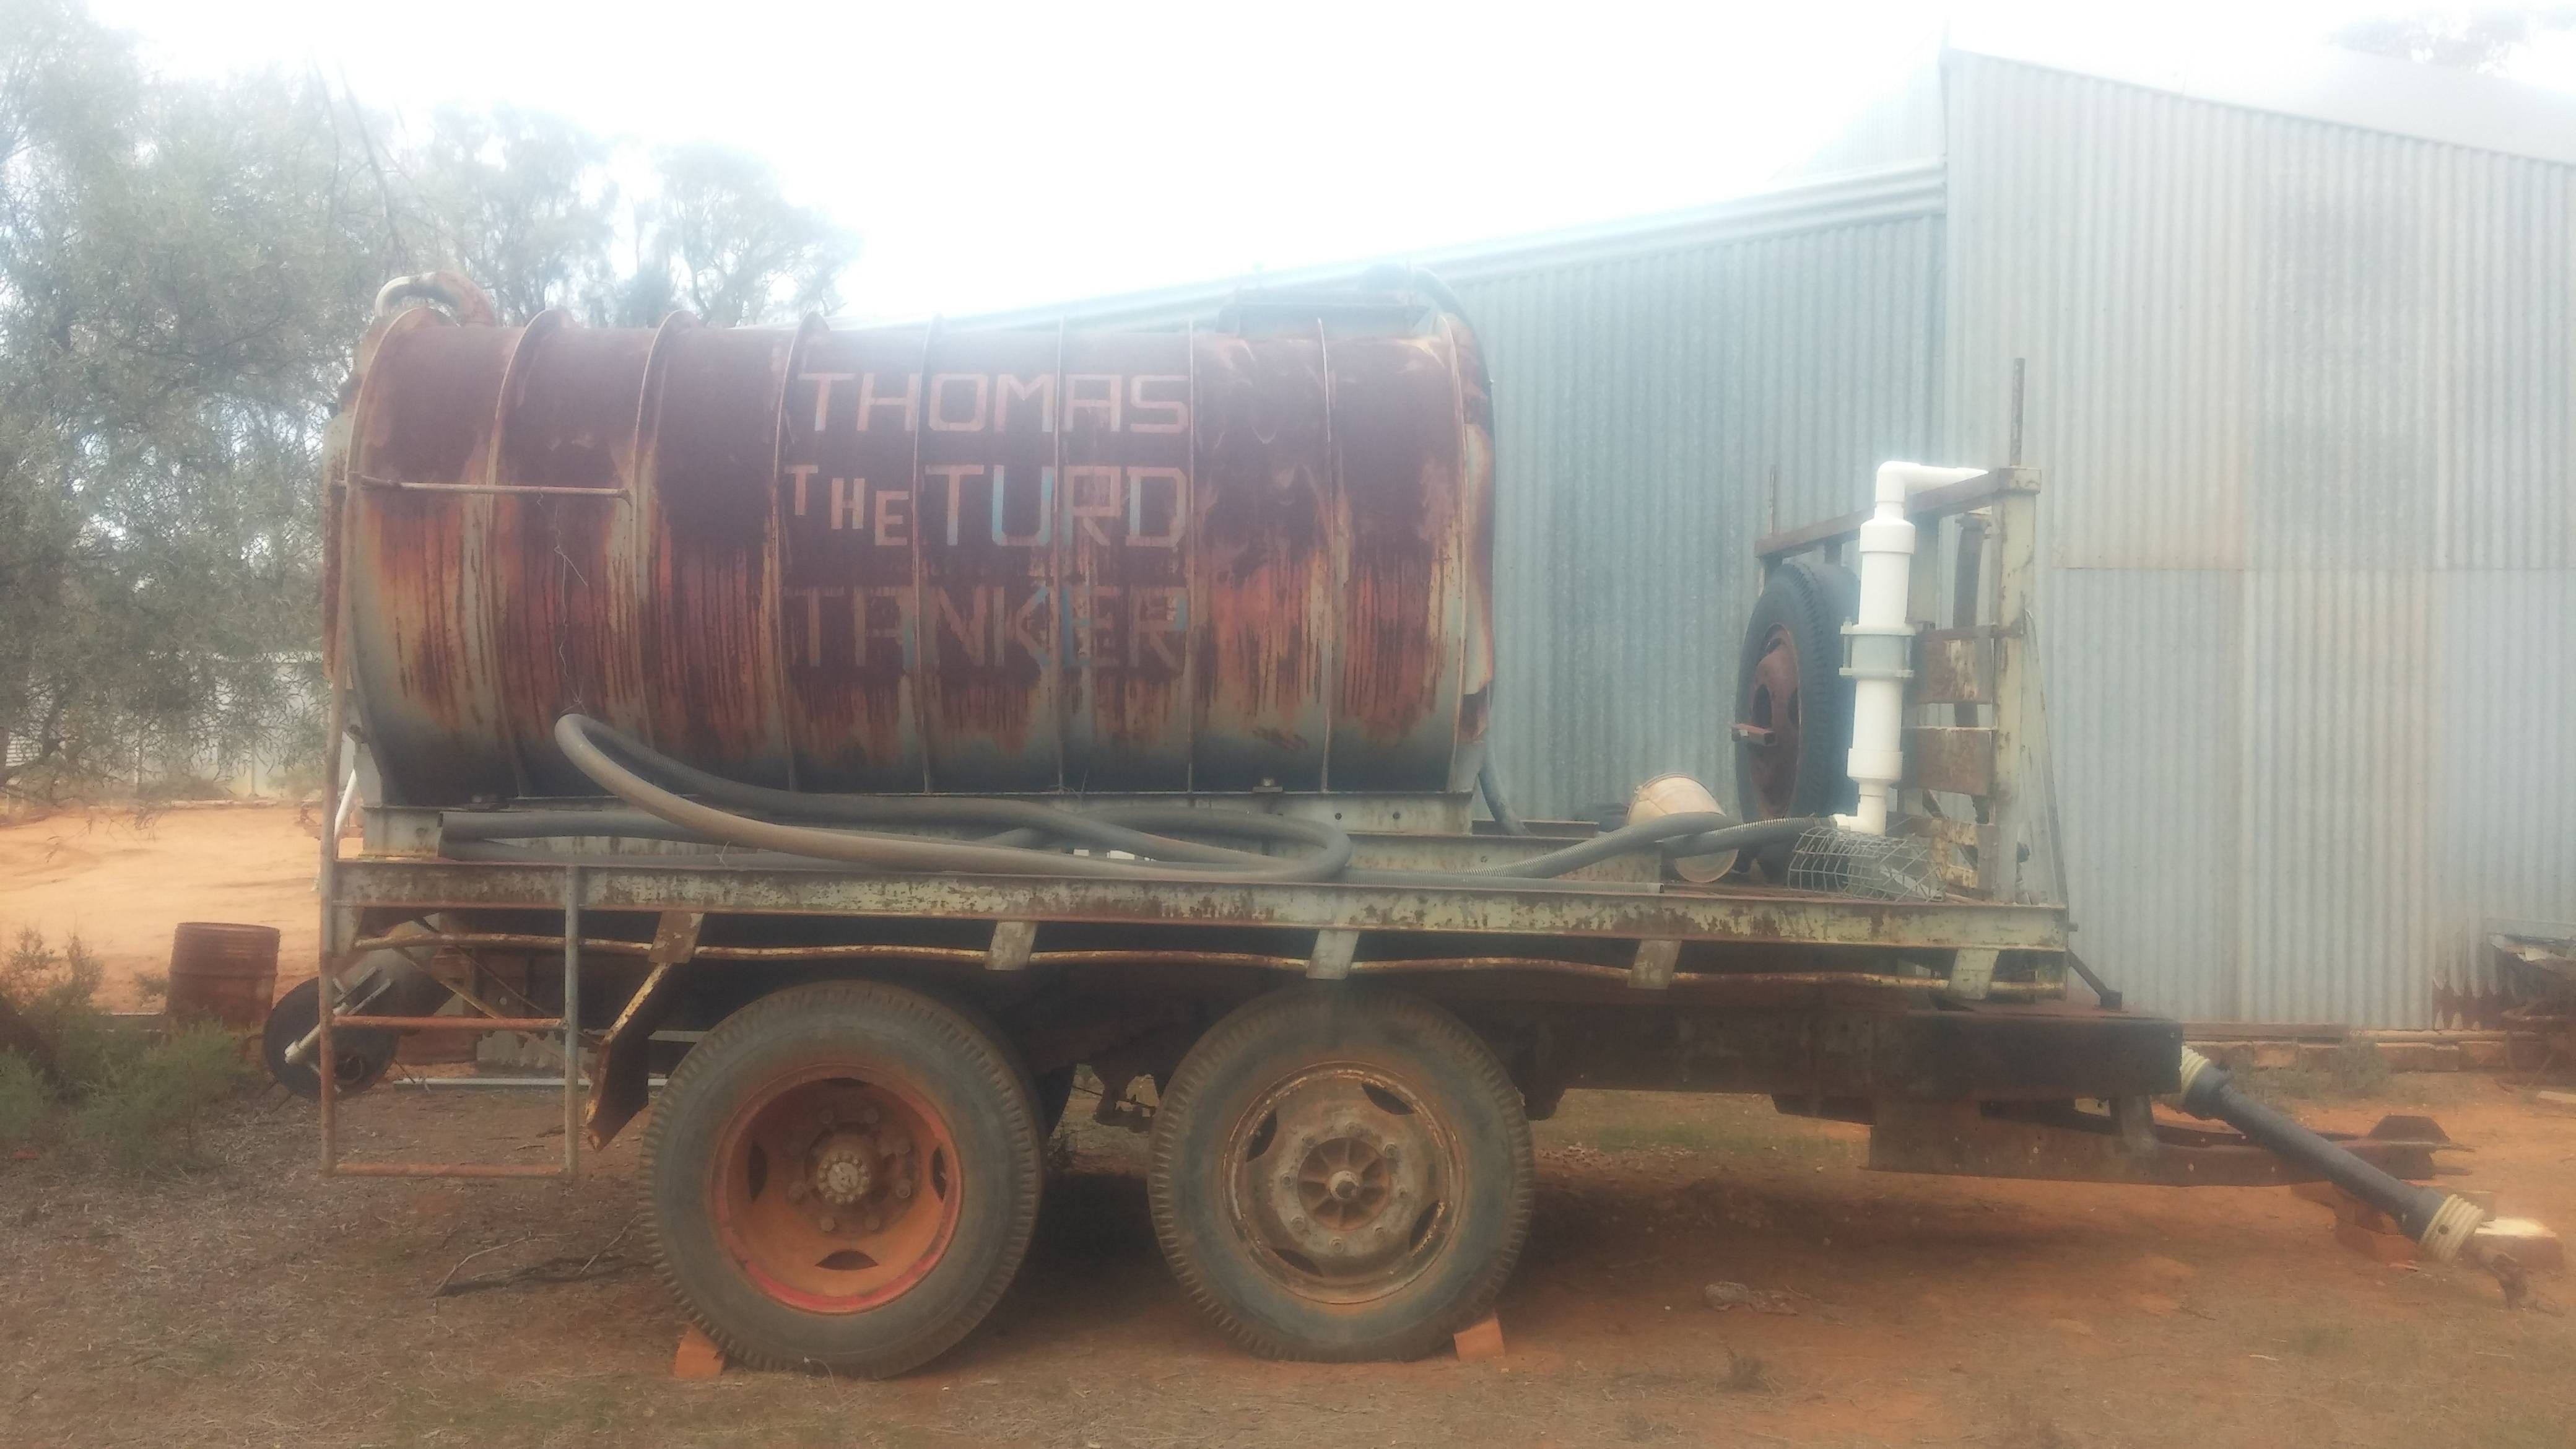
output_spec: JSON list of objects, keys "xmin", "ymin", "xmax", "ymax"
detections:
[{"xmin": 2175, "ymin": 1046, "xmax": 2487, "ymax": 1262}]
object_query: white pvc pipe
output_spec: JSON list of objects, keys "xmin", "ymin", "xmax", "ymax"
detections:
[{"xmin": 1837, "ymin": 462, "xmax": 1988, "ymax": 835}]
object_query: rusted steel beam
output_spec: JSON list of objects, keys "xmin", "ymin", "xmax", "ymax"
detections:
[
  {"xmin": 1754, "ymin": 468, "xmax": 2039, "ymax": 560},
  {"xmin": 331, "ymin": 859, "xmax": 2069, "ymax": 952},
  {"xmin": 1868, "ymin": 1100, "xmax": 2461, "ymax": 1186},
  {"xmin": 329, "ymin": 1162, "xmax": 570, "ymax": 1179},
  {"xmin": 333, "ymin": 1015, "xmax": 561, "ymax": 1031}
]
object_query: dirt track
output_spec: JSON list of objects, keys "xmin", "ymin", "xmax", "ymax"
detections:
[
  {"xmin": 2, "ymin": 1079, "xmax": 2570, "ymax": 1448},
  {"xmin": 2, "ymin": 807, "xmax": 2572, "ymax": 1447}
]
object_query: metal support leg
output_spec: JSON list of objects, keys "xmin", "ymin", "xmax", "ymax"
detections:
[{"xmin": 563, "ymin": 866, "xmax": 583, "ymax": 1180}]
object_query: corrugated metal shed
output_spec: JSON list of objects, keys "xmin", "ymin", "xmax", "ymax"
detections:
[
  {"xmin": 1938, "ymin": 49, "xmax": 2576, "ymax": 1026},
  {"xmin": 947, "ymin": 45, "xmax": 2575, "ymax": 1027}
]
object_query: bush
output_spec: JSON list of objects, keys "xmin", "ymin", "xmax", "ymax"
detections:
[
  {"xmin": 72, "ymin": 1025, "xmax": 255, "ymax": 1170},
  {"xmin": 0, "ymin": 1052, "xmax": 48, "ymax": 1150},
  {"xmin": 0, "ymin": 927, "xmax": 255, "ymax": 1172}
]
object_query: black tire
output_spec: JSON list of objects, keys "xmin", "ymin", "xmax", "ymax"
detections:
[
  {"xmin": 1147, "ymin": 985, "xmax": 1533, "ymax": 1361},
  {"xmin": 641, "ymin": 981, "xmax": 1043, "ymax": 1377},
  {"xmin": 1733, "ymin": 558, "xmax": 1860, "ymax": 874},
  {"xmin": 261, "ymin": 977, "xmax": 396, "ymax": 1102}
]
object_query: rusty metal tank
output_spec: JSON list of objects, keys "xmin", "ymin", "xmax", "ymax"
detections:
[{"xmin": 328, "ymin": 280, "xmax": 1494, "ymax": 805}]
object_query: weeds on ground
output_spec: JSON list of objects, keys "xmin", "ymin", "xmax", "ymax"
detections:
[
  {"xmin": 0, "ymin": 927, "xmax": 254, "ymax": 1171},
  {"xmin": 2237, "ymin": 1039, "xmax": 2392, "ymax": 1104},
  {"xmin": 1718, "ymin": 1348, "xmax": 1771, "ymax": 1393},
  {"xmin": 0, "ymin": 1051, "xmax": 46, "ymax": 1147}
]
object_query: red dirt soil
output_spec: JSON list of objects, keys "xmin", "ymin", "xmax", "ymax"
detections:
[{"xmin": 0, "ymin": 803, "xmax": 322, "ymax": 1007}]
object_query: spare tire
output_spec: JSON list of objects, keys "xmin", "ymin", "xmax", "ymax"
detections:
[{"xmin": 1733, "ymin": 557, "xmax": 1861, "ymax": 827}]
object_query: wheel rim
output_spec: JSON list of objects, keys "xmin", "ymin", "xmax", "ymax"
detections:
[
  {"xmin": 711, "ymin": 1065, "xmax": 963, "ymax": 1314},
  {"xmin": 1741, "ymin": 621, "xmax": 1804, "ymax": 818},
  {"xmin": 1223, "ymin": 1064, "xmax": 1461, "ymax": 1305}
]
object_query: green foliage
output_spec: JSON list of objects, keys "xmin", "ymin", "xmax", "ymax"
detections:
[
  {"xmin": 0, "ymin": 926, "xmax": 253, "ymax": 1170},
  {"xmin": 0, "ymin": 0, "xmax": 861, "ymax": 798},
  {"xmin": 71, "ymin": 1024, "xmax": 254, "ymax": 1170},
  {"xmin": 0, "ymin": 1050, "xmax": 46, "ymax": 1148}
]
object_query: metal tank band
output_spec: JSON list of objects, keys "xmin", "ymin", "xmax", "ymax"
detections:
[{"xmin": 331, "ymin": 287, "xmax": 1495, "ymax": 807}]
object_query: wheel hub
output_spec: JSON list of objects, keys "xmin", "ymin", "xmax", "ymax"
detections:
[
  {"xmin": 715, "ymin": 1073, "xmax": 959, "ymax": 1313},
  {"xmin": 1231, "ymin": 1070, "xmax": 1453, "ymax": 1295},
  {"xmin": 1741, "ymin": 622, "xmax": 1804, "ymax": 818},
  {"xmin": 812, "ymin": 1136, "xmax": 879, "ymax": 1206}
]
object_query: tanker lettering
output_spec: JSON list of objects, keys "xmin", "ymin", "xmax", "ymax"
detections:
[
  {"xmin": 781, "ymin": 579, "xmax": 1186, "ymax": 674},
  {"xmin": 796, "ymin": 372, "xmax": 1187, "ymax": 433},
  {"xmin": 783, "ymin": 464, "xmax": 1183, "ymax": 549}
]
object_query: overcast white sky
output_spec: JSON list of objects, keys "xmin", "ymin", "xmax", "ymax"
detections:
[{"xmin": 86, "ymin": 1, "xmax": 2576, "ymax": 320}]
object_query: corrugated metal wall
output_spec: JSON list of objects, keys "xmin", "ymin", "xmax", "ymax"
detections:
[
  {"xmin": 1942, "ymin": 53, "xmax": 2576, "ymax": 1025},
  {"xmin": 1460, "ymin": 212, "xmax": 1944, "ymax": 820}
]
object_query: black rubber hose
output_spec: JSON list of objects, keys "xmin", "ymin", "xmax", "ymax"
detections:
[
  {"xmin": 553, "ymin": 715, "xmax": 1352, "ymax": 882},
  {"xmin": 1477, "ymin": 758, "xmax": 1532, "ymax": 837},
  {"xmin": 1460, "ymin": 814, "xmax": 1821, "ymax": 878},
  {"xmin": 572, "ymin": 723, "xmax": 1267, "ymax": 866},
  {"xmin": 2175, "ymin": 1048, "xmax": 2486, "ymax": 1261}
]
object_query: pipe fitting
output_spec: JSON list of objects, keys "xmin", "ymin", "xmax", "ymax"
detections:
[
  {"xmin": 1837, "ymin": 461, "xmax": 1985, "ymax": 835},
  {"xmin": 2417, "ymin": 1193, "xmax": 2487, "ymax": 1264}
]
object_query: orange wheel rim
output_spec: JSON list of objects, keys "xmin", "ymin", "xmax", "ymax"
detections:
[{"xmin": 711, "ymin": 1065, "xmax": 963, "ymax": 1313}]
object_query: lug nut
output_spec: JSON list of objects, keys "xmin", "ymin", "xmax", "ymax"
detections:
[
  {"xmin": 894, "ymin": 1180, "xmax": 913, "ymax": 1200},
  {"xmin": 786, "ymin": 1180, "xmax": 807, "ymax": 1203},
  {"xmin": 863, "ymin": 1213, "xmax": 882, "ymax": 1232},
  {"xmin": 817, "ymin": 1214, "xmax": 837, "ymax": 1232},
  {"xmin": 858, "ymin": 1104, "xmax": 881, "ymax": 1126}
]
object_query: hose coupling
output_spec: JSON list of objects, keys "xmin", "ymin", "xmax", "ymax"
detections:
[{"xmin": 2416, "ymin": 1193, "xmax": 2489, "ymax": 1264}]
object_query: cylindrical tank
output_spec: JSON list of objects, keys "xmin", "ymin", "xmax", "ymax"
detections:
[
  {"xmin": 167, "ymin": 922, "xmax": 281, "ymax": 1029},
  {"xmin": 330, "ymin": 284, "xmax": 1494, "ymax": 806}
]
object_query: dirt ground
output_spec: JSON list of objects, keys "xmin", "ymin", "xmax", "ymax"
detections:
[
  {"xmin": 0, "ymin": 803, "xmax": 323, "ymax": 1008},
  {"xmin": 3, "ymin": 809, "xmax": 2572, "ymax": 1447},
  {"xmin": 1, "ymin": 1076, "xmax": 2569, "ymax": 1447}
]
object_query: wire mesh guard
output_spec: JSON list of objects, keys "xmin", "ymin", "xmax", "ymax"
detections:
[{"xmin": 1785, "ymin": 826, "xmax": 1943, "ymax": 902}]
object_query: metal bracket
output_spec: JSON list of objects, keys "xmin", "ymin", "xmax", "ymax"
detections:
[
  {"xmin": 1628, "ymin": 939, "xmax": 1681, "ymax": 990},
  {"xmin": 986, "ymin": 920, "xmax": 1038, "ymax": 972},
  {"xmin": 1947, "ymin": 947, "xmax": 1998, "ymax": 1001},
  {"xmin": 1307, "ymin": 928, "xmax": 1360, "ymax": 981},
  {"xmin": 584, "ymin": 909, "xmax": 702, "ymax": 1149}
]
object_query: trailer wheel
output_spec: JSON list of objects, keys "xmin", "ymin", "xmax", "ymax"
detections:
[
  {"xmin": 642, "ymin": 981, "xmax": 1042, "ymax": 1377},
  {"xmin": 1734, "ymin": 557, "xmax": 1860, "ymax": 871},
  {"xmin": 1147, "ymin": 986, "xmax": 1533, "ymax": 1361},
  {"xmin": 261, "ymin": 978, "xmax": 396, "ymax": 1102}
]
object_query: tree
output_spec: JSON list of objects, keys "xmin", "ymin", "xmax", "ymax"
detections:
[
  {"xmin": 606, "ymin": 144, "xmax": 858, "ymax": 328},
  {"xmin": 406, "ymin": 105, "xmax": 617, "ymax": 324},
  {"xmin": 2332, "ymin": 7, "xmax": 2576, "ymax": 73},
  {"xmin": 2, "ymin": 2, "xmax": 382, "ymax": 797},
  {"xmin": 0, "ymin": 0, "xmax": 861, "ymax": 801}
]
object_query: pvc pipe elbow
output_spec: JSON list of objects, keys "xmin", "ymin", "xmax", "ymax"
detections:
[{"xmin": 1873, "ymin": 461, "xmax": 1990, "ymax": 507}]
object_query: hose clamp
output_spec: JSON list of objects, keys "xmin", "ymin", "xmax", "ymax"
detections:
[{"xmin": 1840, "ymin": 623, "xmax": 1914, "ymax": 682}]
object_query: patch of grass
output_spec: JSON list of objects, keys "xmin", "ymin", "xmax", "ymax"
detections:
[
  {"xmin": 1991, "ymin": 1397, "xmax": 2069, "ymax": 1449},
  {"xmin": 1592, "ymin": 1120, "xmax": 1725, "ymax": 1152},
  {"xmin": 1584, "ymin": 1116, "xmax": 1850, "ymax": 1164},
  {"xmin": 2238, "ymin": 1040, "xmax": 2393, "ymax": 1105},
  {"xmin": 1718, "ymin": 1347, "xmax": 1770, "ymax": 1393},
  {"xmin": 0, "ymin": 1051, "xmax": 48, "ymax": 1148},
  {"xmin": 2287, "ymin": 1321, "xmax": 2354, "ymax": 1357}
]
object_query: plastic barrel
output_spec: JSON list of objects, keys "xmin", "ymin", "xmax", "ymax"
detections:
[{"xmin": 168, "ymin": 922, "xmax": 281, "ymax": 1029}]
